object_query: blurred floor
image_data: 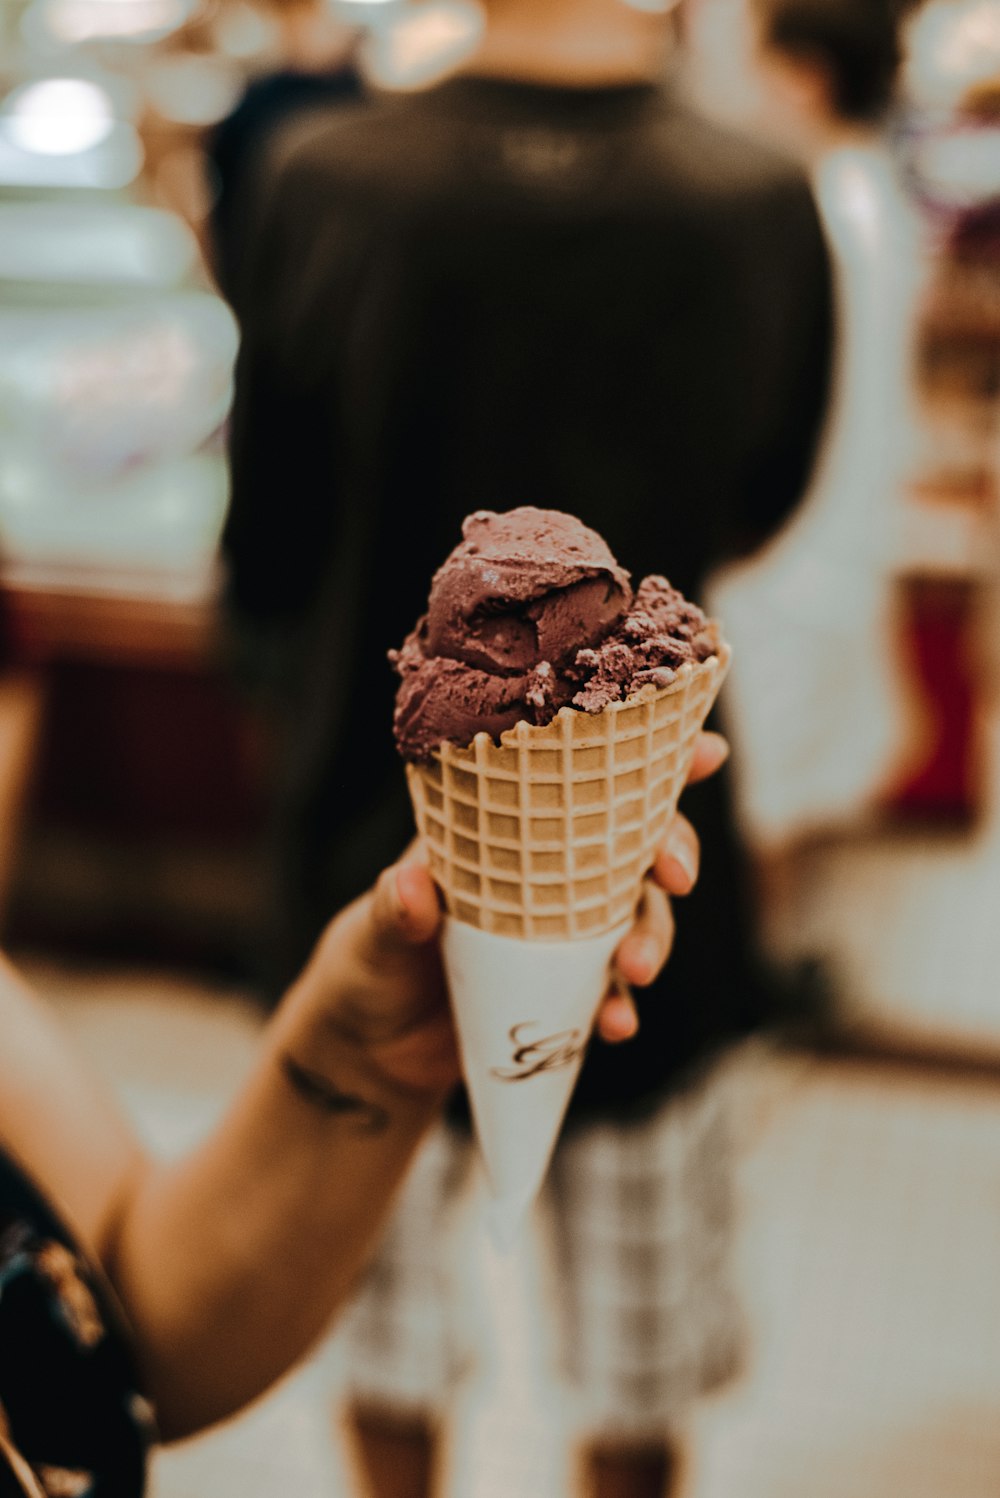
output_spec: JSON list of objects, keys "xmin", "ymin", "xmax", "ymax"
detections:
[
  {"xmin": 689, "ymin": 1057, "xmax": 1000, "ymax": 1498},
  {"xmin": 26, "ymin": 958, "xmax": 1000, "ymax": 1498}
]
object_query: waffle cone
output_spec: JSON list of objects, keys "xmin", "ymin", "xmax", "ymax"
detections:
[{"xmin": 406, "ymin": 645, "xmax": 730, "ymax": 940}]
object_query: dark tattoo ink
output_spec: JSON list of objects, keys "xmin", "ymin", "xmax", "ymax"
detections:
[
  {"xmin": 280, "ymin": 1055, "xmax": 390, "ymax": 1133},
  {"xmin": 490, "ymin": 1023, "xmax": 588, "ymax": 1082}
]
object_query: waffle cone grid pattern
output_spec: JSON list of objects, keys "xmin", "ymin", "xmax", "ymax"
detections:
[{"xmin": 406, "ymin": 650, "xmax": 728, "ymax": 940}]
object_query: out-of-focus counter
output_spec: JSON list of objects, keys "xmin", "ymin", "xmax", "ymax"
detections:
[
  {"xmin": 0, "ymin": 572, "xmax": 268, "ymax": 971},
  {"xmin": 3, "ymin": 579, "xmax": 216, "ymax": 669}
]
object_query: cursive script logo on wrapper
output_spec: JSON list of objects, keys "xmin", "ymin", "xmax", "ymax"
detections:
[{"xmin": 490, "ymin": 1022, "xmax": 589, "ymax": 1082}]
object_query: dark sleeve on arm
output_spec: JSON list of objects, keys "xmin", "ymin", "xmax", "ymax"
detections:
[{"xmin": 732, "ymin": 175, "xmax": 835, "ymax": 555}]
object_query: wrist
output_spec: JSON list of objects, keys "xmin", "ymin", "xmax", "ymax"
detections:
[
  {"xmin": 271, "ymin": 983, "xmax": 453, "ymax": 1119},
  {"xmin": 277, "ymin": 1052, "xmax": 394, "ymax": 1133}
]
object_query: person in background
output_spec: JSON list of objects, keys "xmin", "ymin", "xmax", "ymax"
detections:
[
  {"xmin": 222, "ymin": 0, "xmax": 833, "ymax": 1492},
  {"xmin": 755, "ymin": 0, "xmax": 905, "ymax": 135},
  {"xmin": 0, "ymin": 781, "xmax": 714, "ymax": 1495},
  {"xmin": 207, "ymin": 0, "xmax": 364, "ymax": 297},
  {"xmin": 709, "ymin": 0, "xmax": 922, "ymax": 950}
]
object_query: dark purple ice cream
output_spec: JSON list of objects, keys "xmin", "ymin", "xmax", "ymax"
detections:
[{"xmin": 392, "ymin": 508, "xmax": 721, "ymax": 761}]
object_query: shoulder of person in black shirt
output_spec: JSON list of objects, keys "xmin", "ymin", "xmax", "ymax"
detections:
[{"xmin": 207, "ymin": 65, "xmax": 365, "ymax": 305}]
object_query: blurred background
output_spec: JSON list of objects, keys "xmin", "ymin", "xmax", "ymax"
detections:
[{"xmin": 1, "ymin": 0, "xmax": 1000, "ymax": 1493}]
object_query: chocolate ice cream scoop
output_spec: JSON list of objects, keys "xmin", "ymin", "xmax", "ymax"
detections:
[
  {"xmin": 392, "ymin": 508, "xmax": 720, "ymax": 761},
  {"xmin": 426, "ymin": 507, "xmax": 632, "ymax": 672}
]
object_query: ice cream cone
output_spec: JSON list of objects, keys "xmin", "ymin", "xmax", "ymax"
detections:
[
  {"xmin": 441, "ymin": 913, "xmax": 632, "ymax": 1245},
  {"xmin": 406, "ymin": 646, "xmax": 730, "ymax": 1238}
]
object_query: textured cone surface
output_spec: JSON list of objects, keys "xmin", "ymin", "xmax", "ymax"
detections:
[{"xmin": 406, "ymin": 647, "xmax": 730, "ymax": 940}]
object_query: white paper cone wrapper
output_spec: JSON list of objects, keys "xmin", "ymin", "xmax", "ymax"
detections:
[{"xmin": 442, "ymin": 915, "xmax": 632, "ymax": 1245}]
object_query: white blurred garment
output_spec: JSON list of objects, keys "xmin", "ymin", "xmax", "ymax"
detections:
[{"xmin": 709, "ymin": 144, "xmax": 925, "ymax": 847}]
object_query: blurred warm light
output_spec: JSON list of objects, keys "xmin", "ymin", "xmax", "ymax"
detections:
[
  {"xmin": 912, "ymin": 121, "xmax": 1000, "ymax": 205},
  {"xmin": 905, "ymin": 0, "xmax": 1000, "ymax": 108},
  {"xmin": 212, "ymin": 2, "xmax": 279, "ymax": 59},
  {"xmin": 2, "ymin": 78, "xmax": 115, "ymax": 156},
  {"xmin": 362, "ymin": 0, "xmax": 484, "ymax": 90},
  {"xmin": 144, "ymin": 54, "xmax": 243, "ymax": 126},
  {"xmin": 25, "ymin": 0, "xmax": 195, "ymax": 45}
]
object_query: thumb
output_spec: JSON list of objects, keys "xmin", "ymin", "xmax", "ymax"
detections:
[
  {"xmin": 353, "ymin": 860, "xmax": 444, "ymax": 977},
  {"xmin": 686, "ymin": 731, "xmax": 729, "ymax": 786}
]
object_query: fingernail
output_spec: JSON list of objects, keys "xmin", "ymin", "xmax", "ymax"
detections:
[
  {"xmin": 391, "ymin": 867, "xmax": 410, "ymax": 924},
  {"xmin": 601, "ymin": 988, "xmax": 638, "ymax": 1042},
  {"xmin": 612, "ymin": 1004, "xmax": 639, "ymax": 1041},
  {"xmin": 632, "ymin": 938, "xmax": 660, "ymax": 983},
  {"xmin": 667, "ymin": 836, "xmax": 697, "ymax": 888},
  {"xmin": 705, "ymin": 732, "xmax": 730, "ymax": 766}
]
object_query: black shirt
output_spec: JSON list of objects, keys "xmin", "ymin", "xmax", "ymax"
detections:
[{"xmin": 0, "ymin": 1148, "xmax": 151, "ymax": 1497}]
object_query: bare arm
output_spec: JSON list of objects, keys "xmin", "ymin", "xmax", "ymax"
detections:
[
  {"xmin": 102, "ymin": 866, "xmax": 457, "ymax": 1436},
  {"xmin": 0, "ymin": 875, "xmax": 454, "ymax": 1438},
  {"xmin": 0, "ymin": 954, "xmax": 146, "ymax": 1253},
  {"xmin": 0, "ymin": 733, "xmax": 726, "ymax": 1440}
]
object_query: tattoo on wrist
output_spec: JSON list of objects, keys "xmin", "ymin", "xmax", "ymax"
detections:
[{"xmin": 280, "ymin": 1055, "xmax": 390, "ymax": 1134}]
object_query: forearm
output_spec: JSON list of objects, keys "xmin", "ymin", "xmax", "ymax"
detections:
[{"xmin": 105, "ymin": 973, "xmax": 446, "ymax": 1438}]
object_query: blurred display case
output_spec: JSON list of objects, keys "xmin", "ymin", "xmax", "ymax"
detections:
[
  {"xmin": 0, "ymin": 0, "xmax": 269, "ymax": 962},
  {"xmin": 905, "ymin": 147, "xmax": 1000, "ymax": 549},
  {"xmin": 883, "ymin": 43, "xmax": 1000, "ymax": 829}
]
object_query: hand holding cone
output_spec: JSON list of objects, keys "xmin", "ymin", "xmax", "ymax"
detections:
[{"xmin": 406, "ymin": 649, "xmax": 730, "ymax": 1242}]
